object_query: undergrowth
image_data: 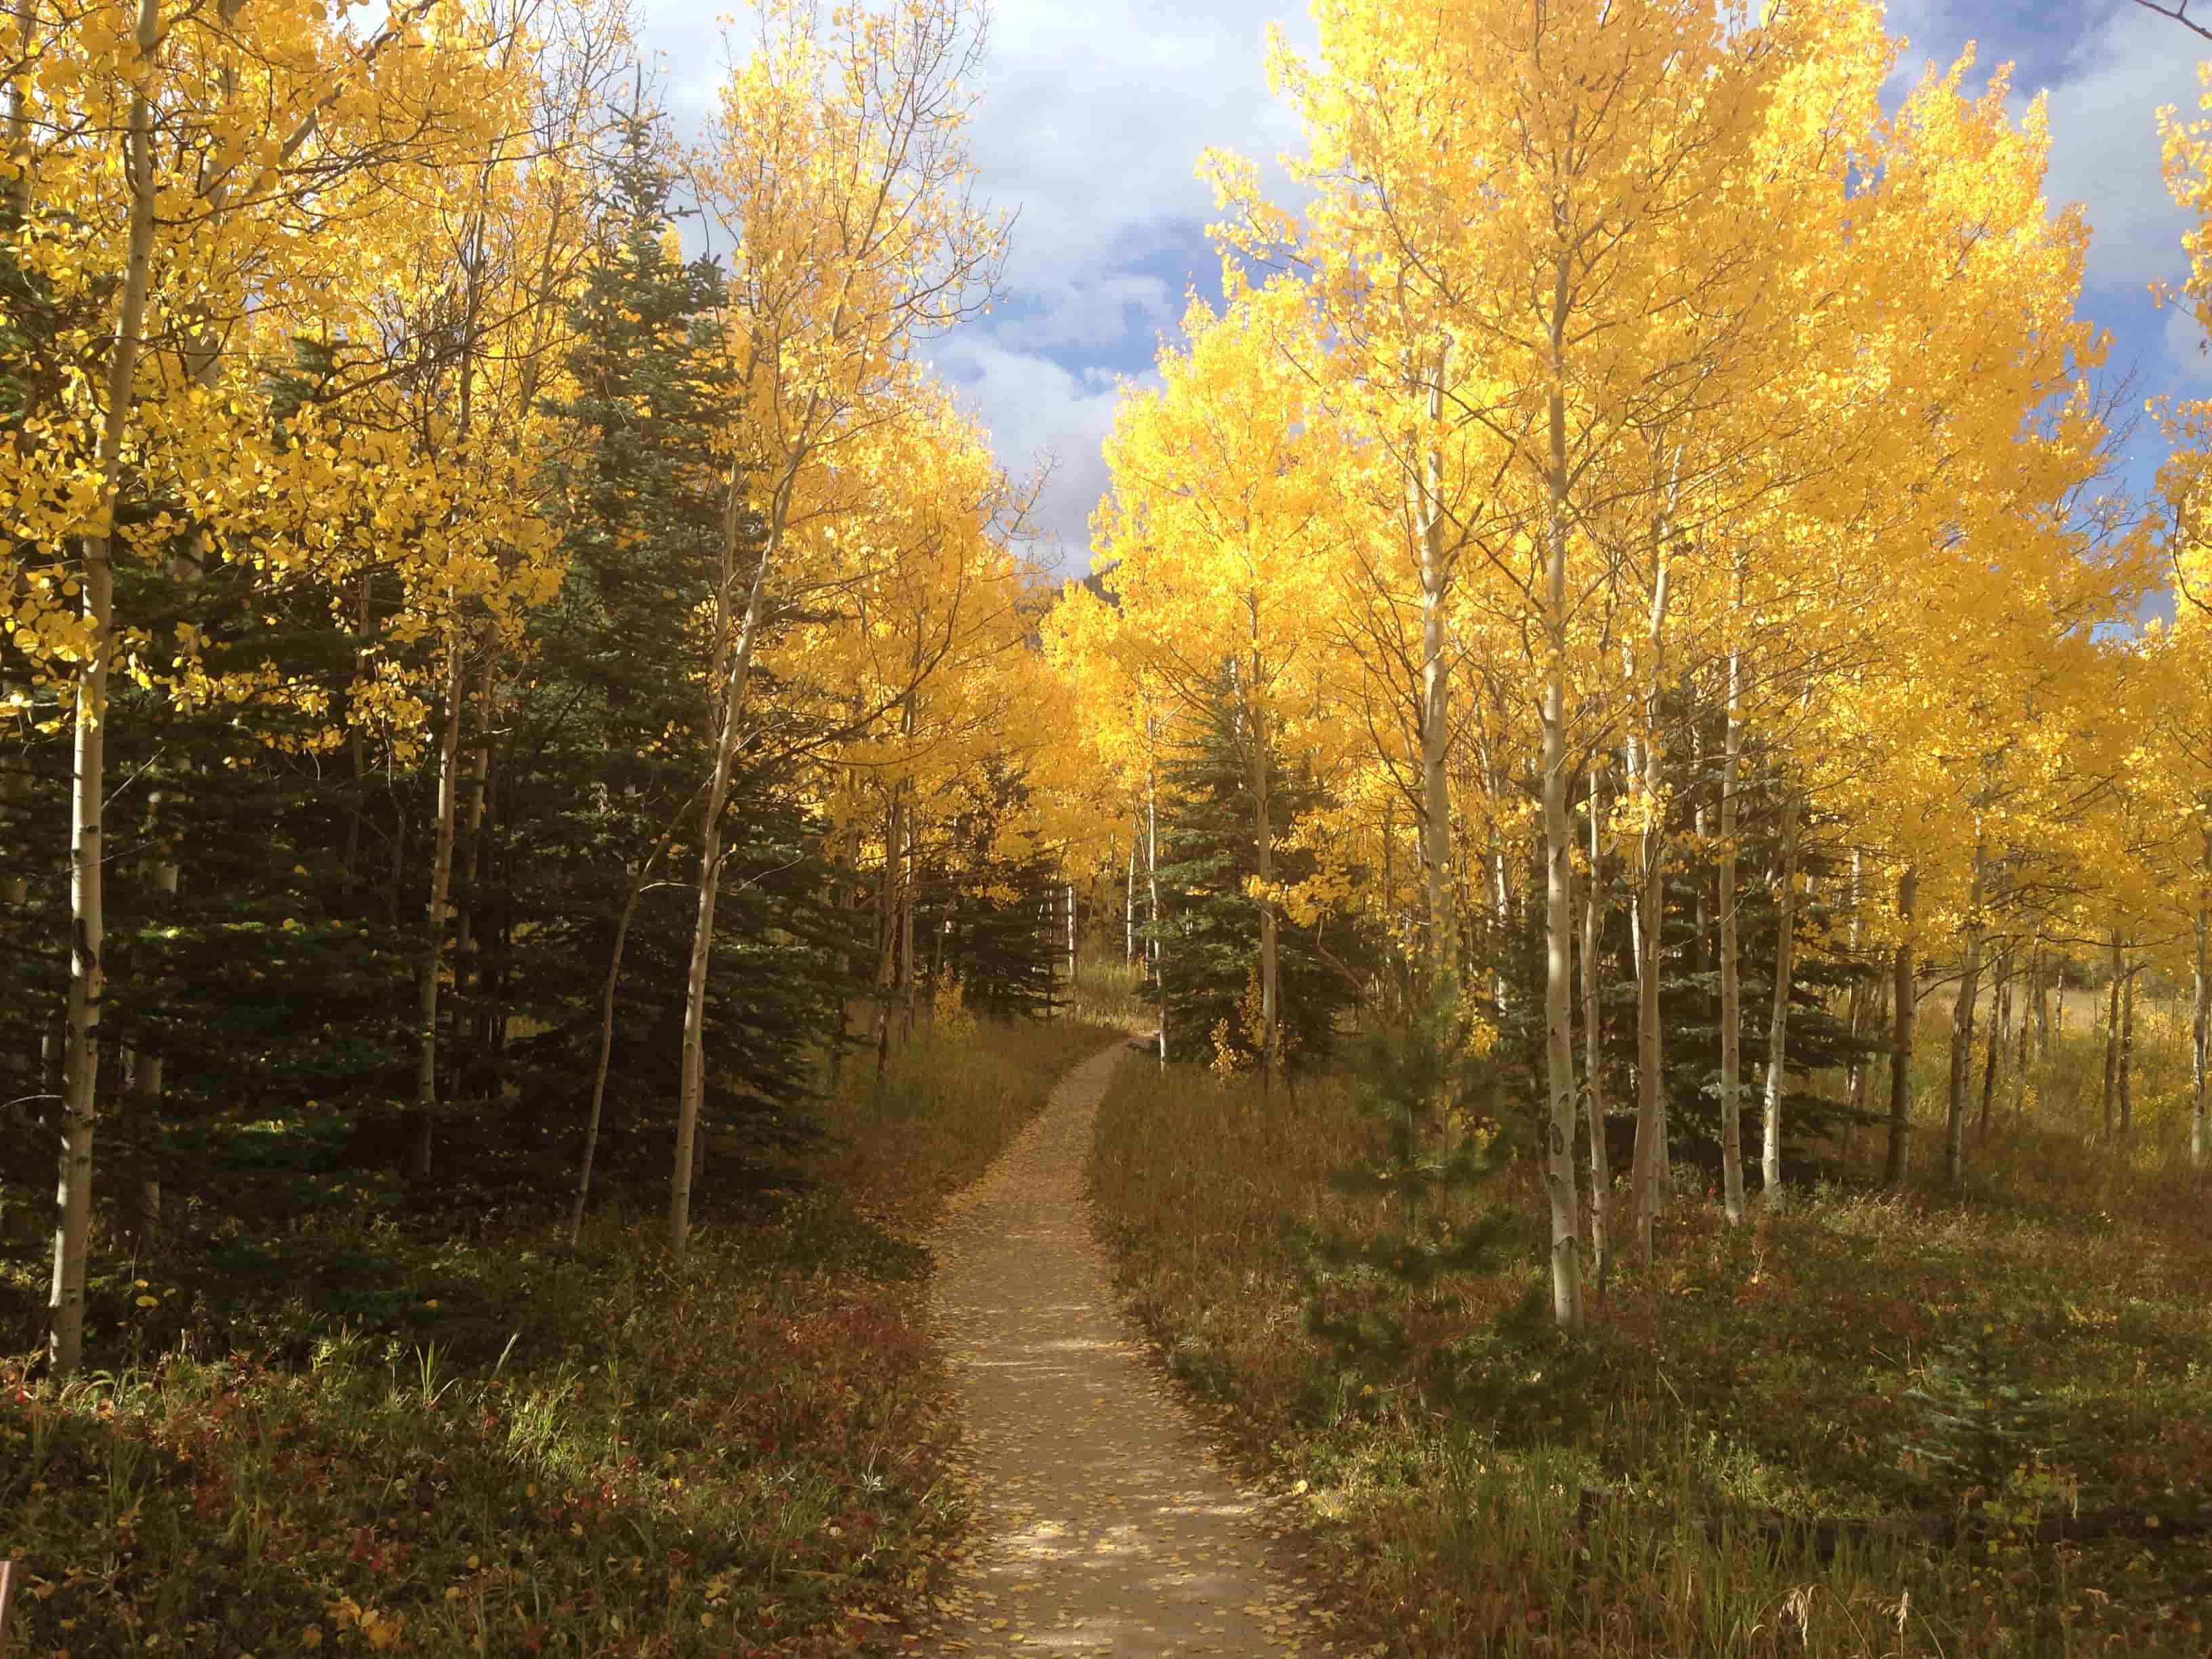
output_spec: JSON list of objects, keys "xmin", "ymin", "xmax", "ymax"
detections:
[
  {"xmin": 0, "ymin": 1015, "xmax": 1106, "ymax": 1657},
  {"xmin": 1089, "ymin": 1027, "xmax": 2212, "ymax": 1658}
]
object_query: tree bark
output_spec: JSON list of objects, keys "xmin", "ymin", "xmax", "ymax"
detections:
[
  {"xmin": 2033, "ymin": 943, "xmax": 2051, "ymax": 1059},
  {"xmin": 1416, "ymin": 346, "xmax": 1455, "ymax": 983},
  {"xmin": 1582, "ymin": 769, "xmax": 1610, "ymax": 1298},
  {"xmin": 51, "ymin": 0, "xmax": 159, "ymax": 1379},
  {"xmin": 1149, "ymin": 756, "xmax": 1166, "ymax": 1068},
  {"xmin": 1539, "ymin": 255, "xmax": 1584, "ymax": 1332},
  {"xmin": 1942, "ymin": 842, "xmax": 1987, "ymax": 1189},
  {"xmin": 1978, "ymin": 947, "xmax": 2007, "ymax": 1140},
  {"xmin": 1883, "ymin": 868, "xmax": 1918, "ymax": 1189},
  {"xmin": 2192, "ymin": 869, "xmax": 2208, "ymax": 1169},
  {"xmin": 2117, "ymin": 962, "xmax": 2136, "ymax": 1150},
  {"xmin": 1126, "ymin": 823, "xmax": 1137, "ymax": 965},
  {"xmin": 1630, "ymin": 553, "xmax": 1671, "ymax": 1262},
  {"xmin": 1845, "ymin": 848, "xmax": 1871, "ymax": 1144},
  {"xmin": 412, "ymin": 638, "xmax": 468, "ymax": 1180},
  {"xmin": 672, "ymin": 458, "xmax": 787, "ymax": 1260},
  {"xmin": 569, "ymin": 817, "xmax": 681, "ymax": 1245},
  {"xmin": 1246, "ymin": 675, "xmax": 1280, "ymax": 1094},
  {"xmin": 1760, "ymin": 790, "xmax": 1801, "ymax": 1203},
  {"xmin": 1719, "ymin": 643, "xmax": 1746, "ymax": 1223},
  {"xmin": 2100, "ymin": 930, "xmax": 2122, "ymax": 1143}
]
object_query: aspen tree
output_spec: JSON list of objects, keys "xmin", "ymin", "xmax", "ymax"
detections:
[
  {"xmin": 671, "ymin": 0, "xmax": 1006, "ymax": 1256},
  {"xmin": 3, "ymin": 0, "xmax": 511, "ymax": 1376},
  {"xmin": 1090, "ymin": 283, "xmax": 1343, "ymax": 1094}
]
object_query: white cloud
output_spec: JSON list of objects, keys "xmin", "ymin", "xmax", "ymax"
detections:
[
  {"xmin": 2039, "ymin": 7, "xmax": 2202, "ymax": 302},
  {"xmin": 927, "ymin": 337, "xmax": 1148, "ymax": 577},
  {"xmin": 632, "ymin": 0, "xmax": 1317, "ymax": 572}
]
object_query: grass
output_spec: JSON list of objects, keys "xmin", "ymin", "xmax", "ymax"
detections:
[
  {"xmin": 0, "ymin": 1012, "xmax": 1109, "ymax": 1657},
  {"xmin": 1088, "ymin": 1017, "xmax": 2212, "ymax": 1658},
  {"xmin": 1067, "ymin": 954, "xmax": 1156, "ymax": 1035}
]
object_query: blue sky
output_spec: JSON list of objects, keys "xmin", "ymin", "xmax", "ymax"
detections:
[{"xmin": 638, "ymin": 0, "xmax": 2212, "ymax": 577}]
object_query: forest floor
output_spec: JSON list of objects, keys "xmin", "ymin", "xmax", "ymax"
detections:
[
  {"xmin": 918, "ymin": 1038, "xmax": 1332, "ymax": 1658},
  {"xmin": 0, "ymin": 1017, "xmax": 1107, "ymax": 1658},
  {"xmin": 1090, "ymin": 1042, "xmax": 2212, "ymax": 1659}
]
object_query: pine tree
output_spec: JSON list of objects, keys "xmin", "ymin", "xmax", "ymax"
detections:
[{"xmin": 1150, "ymin": 688, "xmax": 1370, "ymax": 1074}]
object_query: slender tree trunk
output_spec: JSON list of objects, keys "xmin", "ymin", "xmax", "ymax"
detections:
[
  {"xmin": 1149, "ymin": 758, "xmax": 1166, "ymax": 1068},
  {"xmin": 1246, "ymin": 676, "xmax": 1280, "ymax": 1094},
  {"xmin": 1415, "ymin": 347, "xmax": 1455, "ymax": 981},
  {"xmin": 1582, "ymin": 769, "xmax": 1610, "ymax": 1298},
  {"xmin": 413, "ymin": 638, "xmax": 468, "ymax": 1180},
  {"xmin": 2100, "ymin": 931, "xmax": 2122, "ymax": 1143},
  {"xmin": 672, "ymin": 462, "xmax": 787, "ymax": 1261},
  {"xmin": 1126, "ymin": 825, "xmax": 1137, "ymax": 966},
  {"xmin": 2191, "ymin": 873, "xmax": 2208, "ymax": 1169},
  {"xmin": 1942, "ymin": 843, "xmax": 1987, "ymax": 1189},
  {"xmin": 1488, "ymin": 824, "xmax": 1510, "ymax": 1023},
  {"xmin": 1630, "ymin": 554, "xmax": 1671, "ymax": 1262},
  {"xmin": 901, "ymin": 815, "xmax": 920, "ymax": 1042},
  {"xmin": 873, "ymin": 791, "xmax": 901, "ymax": 1078},
  {"xmin": 2118, "ymin": 964, "xmax": 2136, "ymax": 1151},
  {"xmin": 1539, "ymin": 260, "xmax": 1584, "ymax": 1332},
  {"xmin": 1978, "ymin": 947, "xmax": 2007, "ymax": 1140},
  {"xmin": 453, "ymin": 659, "xmax": 495, "ymax": 1080},
  {"xmin": 1844, "ymin": 848, "xmax": 1870, "ymax": 1143},
  {"xmin": 51, "ymin": 0, "xmax": 159, "ymax": 1379},
  {"xmin": 1718, "ymin": 644, "xmax": 1746, "ymax": 1223},
  {"xmin": 1884, "ymin": 869, "xmax": 1918, "ymax": 1189},
  {"xmin": 133, "ymin": 795, "xmax": 177, "ymax": 1259},
  {"xmin": 2033, "ymin": 945, "xmax": 2051, "ymax": 1059},
  {"xmin": 570, "ymin": 823, "xmax": 678, "ymax": 1245},
  {"xmin": 2013, "ymin": 943, "xmax": 2033, "ymax": 1120},
  {"xmin": 1760, "ymin": 791, "xmax": 1801, "ymax": 1203}
]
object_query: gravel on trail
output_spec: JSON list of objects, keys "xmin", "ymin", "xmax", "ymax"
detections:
[{"xmin": 918, "ymin": 1039, "xmax": 1333, "ymax": 1658}]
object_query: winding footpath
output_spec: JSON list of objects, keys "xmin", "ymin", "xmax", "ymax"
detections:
[{"xmin": 918, "ymin": 1040, "xmax": 1330, "ymax": 1658}]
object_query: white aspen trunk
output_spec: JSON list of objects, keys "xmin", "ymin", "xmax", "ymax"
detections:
[
  {"xmin": 872, "ymin": 791, "xmax": 901, "ymax": 1073},
  {"xmin": 1845, "ymin": 847, "xmax": 1870, "ymax": 1142},
  {"xmin": 1126, "ymin": 824, "xmax": 1137, "ymax": 965},
  {"xmin": 2100, "ymin": 930, "xmax": 2122, "ymax": 1143},
  {"xmin": 1416, "ymin": 348, "xmax": 1455, "ymax": 981},
  {"xmin": 1539, "ymin": 259, "xmax": 1584, "ymax": 1332},
  {"xmin": 672, "ymin": 462, "xmax": 787, "ymax": 1260},
  {"xmin": 413, "ymin": 638, "xmax": 467, "ymax": 1180},
  {"xmin": 134, "ymin": 807, "xmax": 177, "ymax": 1256},
  {"xmin": 51, "ymin": 0, "xmax": 158, "ymax": 1378},
  {"xmin": 1978, "ymin": 946, "xmax": 2008, "ymax": 1140},
  {"xmin": 1718, "ymin": 671, "xmax": 1746, "ymax": 1223},
  {"xmin": 1246, "ymin": 671, "xmax": 1279, "ymax": 1093},
  {"xmin": 0, "ymin": 722, "xmax": 24, "ymax": 909},
  {"xmin": 1884, "ymin": 869, "xmax": 1917, "ymax": 1188},
  {"xmin": 2192, "ymin": 870, "xmax": 2207, "ymax": 1169},
  {"xmin": 454, "ymin": 659, "xmax": 495, "ymax": 1017},
  {"xmin": 2117, "ymin": 962, "xmax": 2135, "ymax": 1150},
  {"xmin": 1148, "ymin": 766, "xmax": 1165, "ymax": 1068},
  {"xmin": 1630, "ymin": 552, "xmax": 1670, "ymax": 1263},
  {"xmin": 2033, "ymin": 945, "xmax": 2051, "ymax": 1059},
  {"xmin": 1489, "ymin": 827, "xmax": 1510, "ymax": 1019},
  {"xmin": 1760, "ymin": 792, "xmax": 1801, "ymax": 1204},
  {"xmin": 1582, "ymin": 769, "xmax": 1610, "ymax": 1298},
  {"xmin": 1942, "ymin": 841, "xmax": 1987, "ymax": 1189},
  {"xmin": 901, "ymin": 816, "xmax": 919, "ymax": 1040}
]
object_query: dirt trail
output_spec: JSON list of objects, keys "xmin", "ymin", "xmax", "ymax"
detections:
[{"xmin": 920, "ymin": 1039, "xmax": 1327, "ymax": 1658}]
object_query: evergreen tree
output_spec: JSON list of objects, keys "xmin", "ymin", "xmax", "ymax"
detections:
[{"xmin": 1150, "ymin": 688, "xmax": 1372, "ymax": 1073}]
